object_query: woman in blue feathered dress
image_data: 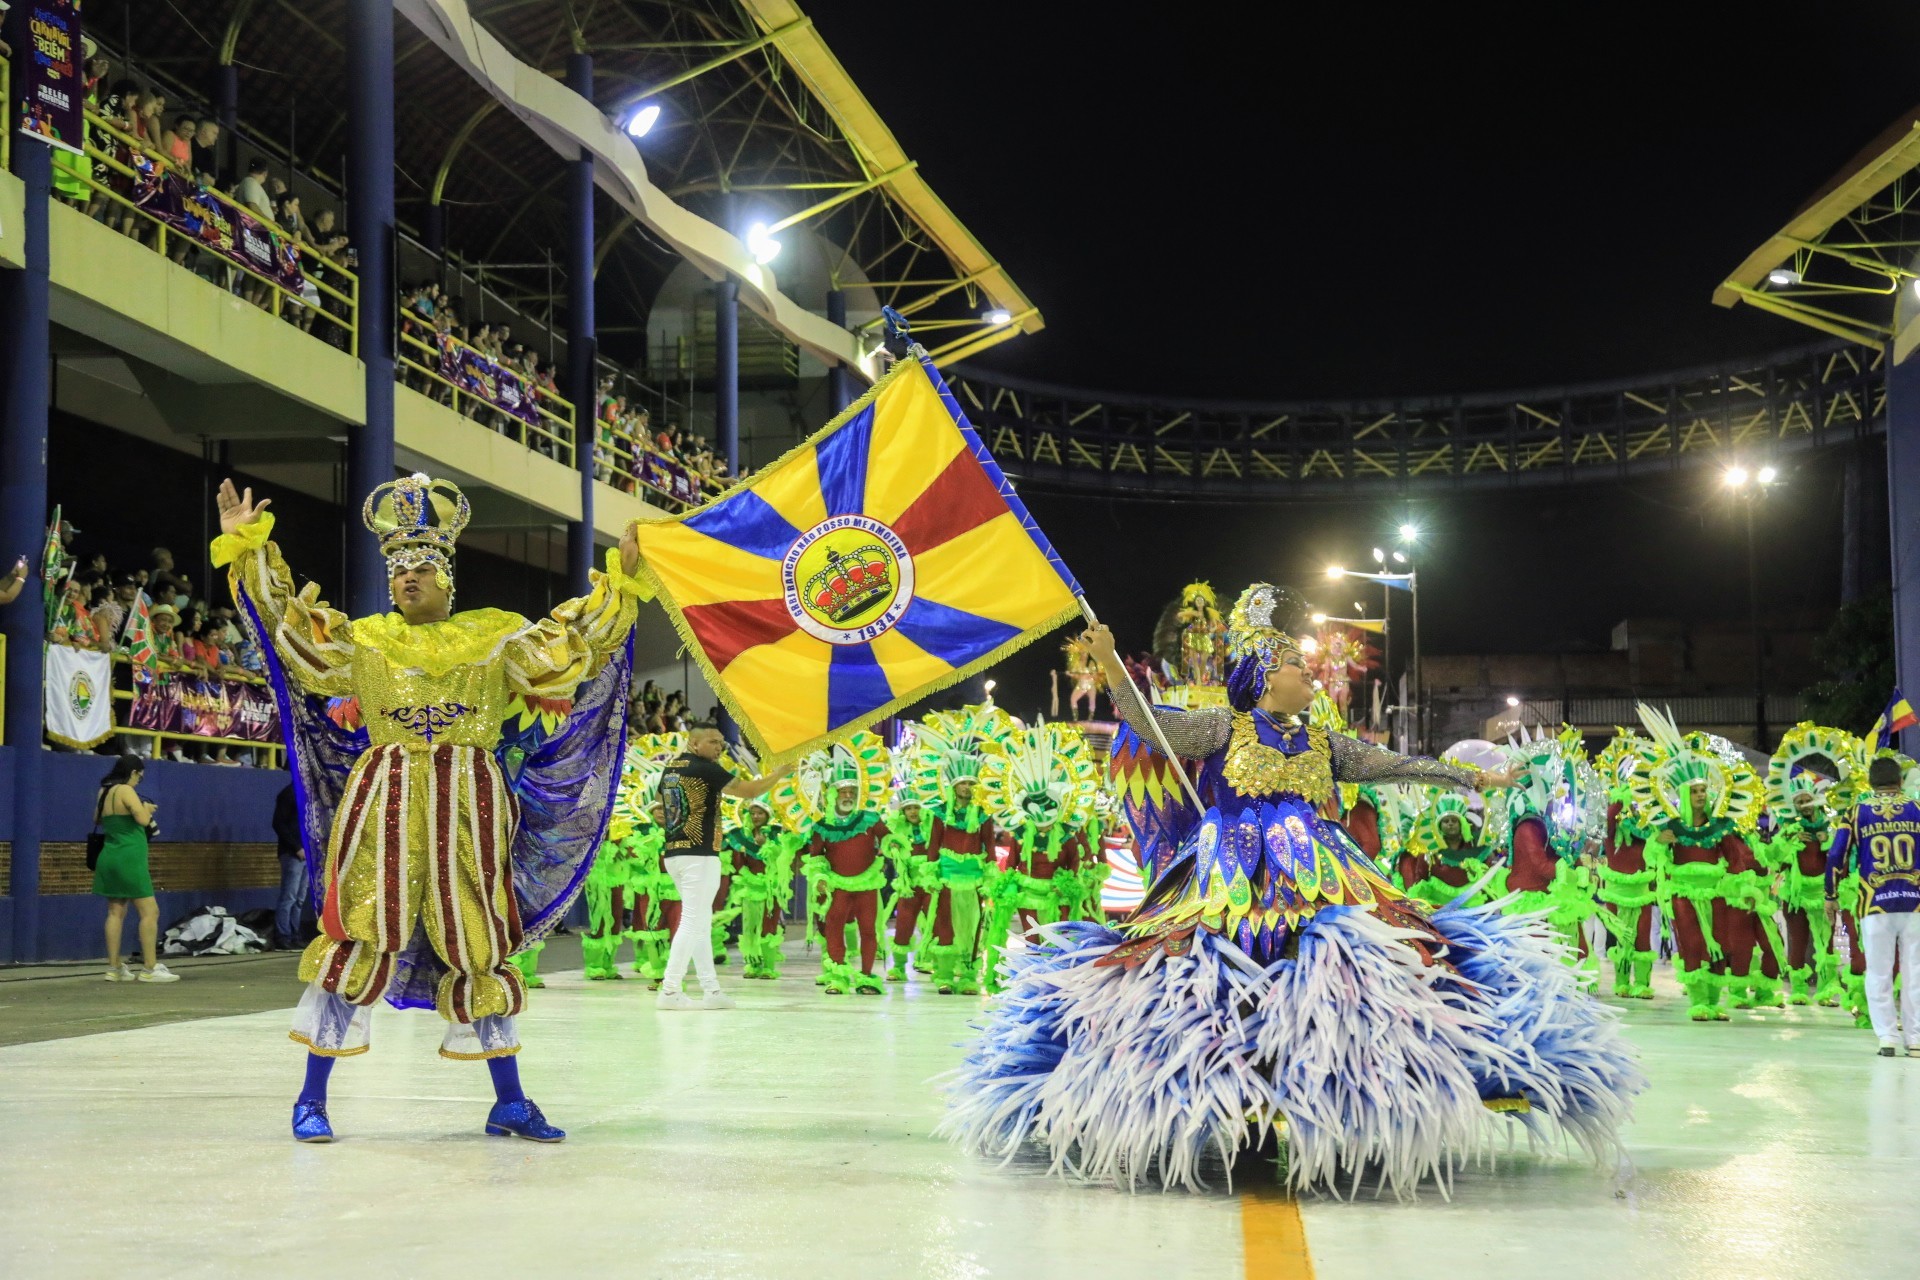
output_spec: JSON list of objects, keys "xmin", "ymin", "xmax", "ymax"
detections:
[{"xmin": 939, "ymin": 583, "xmax": 1645, "ymax": 1196}]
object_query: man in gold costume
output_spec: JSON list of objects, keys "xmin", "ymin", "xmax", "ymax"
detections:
[{"xmin": 214, "ymin": 474, "xmax": 644, "ymax": 1144}]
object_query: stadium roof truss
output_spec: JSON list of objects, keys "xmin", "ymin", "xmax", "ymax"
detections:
[
  {"xmin": 105, "ymin": 0, "xmax": 1038, "ymax": 373},
  {"xmin": 950, "ymin": 339, "xmax": 1883, "ymax": 497},
  {"xmin": 1716, "ymin": 109, "xmax": 1920, "ymax": 362}
]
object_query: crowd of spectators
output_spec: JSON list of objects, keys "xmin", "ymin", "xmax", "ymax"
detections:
[
  {"xmin": 46, "ymin": 528, "xmax": 270, "ymax": 767},
  {"xmin": 398, "ymin": 282, "xmax": 566, "ymax": 450},
  {"xmin": 52, "ymin": 54, "xmax": 356, "ymax": 347},
  {"xmin": 593, "ymin": 372, "xmax": 731, "ymax": 502},
  {"xmin": 629, "ymin": 683, "xmax": 725, "ymax": 738}
]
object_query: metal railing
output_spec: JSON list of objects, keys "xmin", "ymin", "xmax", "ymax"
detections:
[
  {"xmin": 592, "ymin": 419, "xmax": 728, "ymax": 511},
  {"xmin": 107, "ymin": 652, "xmax": 285, "ymax": 770},
  {"xmin": 396, "ymin": 324, "xmax": 576, "ymax": 465},
  {"xmin": 69, "ymin": 107, "xmax": 360, "ymax": 353}
]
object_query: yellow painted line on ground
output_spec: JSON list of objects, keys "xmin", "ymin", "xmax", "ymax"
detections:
[{"xmin": 1241, "ymin": 1186, "xmax": 1315, "ymax": 1279}]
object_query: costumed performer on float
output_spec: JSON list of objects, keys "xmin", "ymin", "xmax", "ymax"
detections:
[
  {"xmin": 941, "ymin": 583, "xmax": 1646, "ymax": 1195},
  {"xmin": 215, "ymin": 475, "xmax": 641, "ymax": 1144}
]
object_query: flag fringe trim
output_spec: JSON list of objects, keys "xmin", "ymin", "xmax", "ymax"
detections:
[{"xmin": 45, "ymin": 726, "xmax": 118, "ymax": 750}]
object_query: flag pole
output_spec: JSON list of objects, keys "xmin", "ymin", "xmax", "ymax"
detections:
[{"xmin": 1076, "ymin": 595, "xmax": 1205, "ymax": 811}]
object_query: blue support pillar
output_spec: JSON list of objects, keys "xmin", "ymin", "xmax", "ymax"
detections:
[
  {"xmin": 345, "ymin": 0, "xmax": 396, "ymax": 618},
  {"xmin": 826, "ymin": 288, "xmax": 854, "ymax": 413},
  {"xmin": 214, "ymin": 62, "xmax": 238, "ymax": 186},
  {"xmin": 1889, "ymin": 344, "xmax": 1920, "ymax": 757},
  {"xmin": 715, "ymin": 277, "xmax": 740, "ymax": 477},
  {"xmin": 565, "ymin": 51, "xmax": 597, "ymax": 596},
  {"xmin": 0, "ymin": 128, "xmax": 52, "ymax": 962}
]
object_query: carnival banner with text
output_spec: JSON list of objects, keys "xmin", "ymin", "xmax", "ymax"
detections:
[
  {"xmin": 17, "ymin": 1, "xmax": 85, "ymax": 157},
  {"xmin": 128, "ymin": 673, "xmax": 281, "ymax": 743},
  {"xmin": 125, "ymin": 153, "xmax": 308, "ymax": 294},
  {"xmin": 436, "ymin": 336, "xmax": 540, "ymax": 426}
]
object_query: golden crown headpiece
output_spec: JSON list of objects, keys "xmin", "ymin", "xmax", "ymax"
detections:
[
  {"xmin": 1227, "ymin": 582, "xmax": 1305, "ymax": 666},
  {"xmin": 362, "ymin": 473, "xmax": 470, "ymax": 582}
]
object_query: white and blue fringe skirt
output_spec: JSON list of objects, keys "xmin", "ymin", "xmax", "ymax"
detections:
[{"xmin": 937, "ymin": 903, "xmax": 1645, "ymax": 1197}]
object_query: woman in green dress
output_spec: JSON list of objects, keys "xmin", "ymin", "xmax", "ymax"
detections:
[{"xmin": 93, "ymin": 755, "xmax": 179, "ymax": 983}]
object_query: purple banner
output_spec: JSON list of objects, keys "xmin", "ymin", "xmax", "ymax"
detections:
[
  {"xmin": 638, "ymin": 451, "xmax": 702, "ymax": 504},
  {"xmin": 122, "ymin": 151, "xmax": 308, "ymax": 294},
  {"xmin": 129, "ymin": 673, "xmax": 281, "ymax": 744},
  {"xmin": 18, "ymin": 1, "xmax": 85, "ymax": 156},
  {"xmin": 436, "ymin": 336, "xmax": 540, "ymax": 426}
]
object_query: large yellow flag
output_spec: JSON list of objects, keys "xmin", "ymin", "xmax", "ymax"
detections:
[{"xmin": 633, "ymin": 351, "xmax": 1081, "ymax": 766}]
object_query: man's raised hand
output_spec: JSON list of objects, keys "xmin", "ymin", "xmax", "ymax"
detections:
[{"xmin": 216, "ymin": 478, "xmax": 271, "ymax": 536}]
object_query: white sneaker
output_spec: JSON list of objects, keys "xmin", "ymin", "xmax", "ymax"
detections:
[
  {"xmin": 138, "ymin": 964, "xmax": 181, "ymax": 984},
  {"xmin": 1878, "ymin": 1038, "xmax": 1900, "ymax": 1057},
  {"xmin": 655, "ymin": 990, "xmax": 697, "ymax": 1010},
  {"xmin": 700, "ymin": 990, "xmax": 736, "ymax": 1010},
  {"xmin": 103, "ymin": 965, "xmax": 133, "ymax": 982},
  {"xmin": 1907, "ymin": 1045, "xmax": 1920, "ymax": 1058}
]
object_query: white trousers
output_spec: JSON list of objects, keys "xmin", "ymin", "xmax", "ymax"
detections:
[
  {"xmin": 662, "ymin": 855, "xmax": 722, "ymax": 995},
  {"xmin": 1862, "ymin": 912, "xmax": 1920, "ymax": 1045}
]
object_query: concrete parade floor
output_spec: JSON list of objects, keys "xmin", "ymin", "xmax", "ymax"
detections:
[{"xmin": 1, "ymin": 948, "xmax": 1917, "ymax": 1280}]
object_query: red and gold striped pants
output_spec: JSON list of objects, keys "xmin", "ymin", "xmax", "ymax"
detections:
[{"xmin": 294, "ymin": 743, "xmax": 526, "ymax": 1056}]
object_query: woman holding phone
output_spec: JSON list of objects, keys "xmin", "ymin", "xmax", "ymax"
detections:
[{"xmin": 93, "ymin": 754, "xmax": 179, "ymax": 983}]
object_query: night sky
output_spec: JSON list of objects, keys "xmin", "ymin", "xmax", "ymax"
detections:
[{"xmin": 804, "ymin": 5, "xmax": 1915, "ymax": 712}]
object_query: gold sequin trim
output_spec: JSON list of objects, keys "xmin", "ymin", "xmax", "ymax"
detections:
[{"xmin": 1222, "ymin": 713, "xmax": 1333, "ymax": 804}]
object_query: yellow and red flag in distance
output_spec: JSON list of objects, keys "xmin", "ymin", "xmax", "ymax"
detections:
[{"xmin": 632, "ymin": 352, "xmax": 1083, "ymax": 768}]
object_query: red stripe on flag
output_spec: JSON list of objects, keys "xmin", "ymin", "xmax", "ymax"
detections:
[
  {"xmin": 890, "ymin": 449, "xmax": 1011, "ymax": 557},
  {"xmin": 683, "ymin": 597, "xmax": 798, "ymax": 672}
]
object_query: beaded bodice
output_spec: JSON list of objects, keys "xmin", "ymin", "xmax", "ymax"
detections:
[
  {"xmin": 1220, "ymin": 712, "xmax": 1334, "ymax": 804},
  {"xmin": 349, "ymin": 611, "xmax": 525, "ymax": 750}
]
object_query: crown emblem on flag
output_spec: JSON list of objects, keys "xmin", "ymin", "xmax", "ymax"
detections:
[{"xmin": 805, "ymin": 544, "xmax": 894, "ymax": 624}]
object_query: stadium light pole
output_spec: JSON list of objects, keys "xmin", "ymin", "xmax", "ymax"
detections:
[
  {"xmin": 1725, "ymin": 465, "xmax": 1777, "ymax": 748},
  {"xmin": 1330, "ymin": 557, "xmax": 1421, "ymax": 750}
]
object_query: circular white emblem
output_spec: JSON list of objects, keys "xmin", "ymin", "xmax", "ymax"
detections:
[{"xmin": 781, "ymin": 515, "xmax": 916, "ymax": 646}]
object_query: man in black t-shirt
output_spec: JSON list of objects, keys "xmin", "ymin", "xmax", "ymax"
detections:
[{"xmin": 655, "ymin": 723, "xmax": 786, "ymax": 1009}]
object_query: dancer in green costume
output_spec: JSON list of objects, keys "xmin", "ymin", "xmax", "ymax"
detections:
[
  {"xmin": 881, "ymin": 794, "xmax": 938, "ymax": 981},
  {"xmin": 722, "ymin": 798, "xmax": 802, "ymax": 978},
  {"xmin": 910, "ymin": 705, "xmax": 1016, "ymax": 995},
  {"xmin": 776, "ymin": 732, "xmax": 892, "ymax": 995},
  {"xmin": 583, "ymin": 742, "xmax": 669, "ymax": 980},
  {"xmin": 975, "ymin": 720, "xmax": 1102, "ymax": 994},
  {"xmin": 1629, "ymin": 706, "xmax": 1771, "ymax": 1021},
  {"xmin": 1760, "ymin": 723, "xmax": 1858, "ymax": 1008},
  {"xmin": 1491, "ymin": 725, "xmax": 1608, "ymax": 988},
  {"xmin": 1400, "ymin": 791, "xmax": 1503, "ymax": 911},
  {"xmin": 1593, "ymin": 732, "xmax": 1660, "ymax": 1000}
]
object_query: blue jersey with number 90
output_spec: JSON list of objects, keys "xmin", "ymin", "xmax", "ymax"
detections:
[{"xmin": 1829, "ymin": 794, "xmax": 1920, "ymax": 915}]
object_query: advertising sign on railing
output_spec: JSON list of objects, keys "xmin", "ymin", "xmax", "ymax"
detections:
[
  {"xmin": 17, "ymin": 1, "xmax": 85, "ymax": 156},
  {"xmin": 637, "ymin": 451, "xmax": 703, "ymax": 504},
  {"xmin": 128, "ymin": 673, "xmax": 281, "ymax": 744},
  {"xmin": 435, "ymin": 335, "xmax": 541, "ymax": 427},
  {"xmin": 123, "ymin": 152, "xmax": 309, "ymax": 295}
]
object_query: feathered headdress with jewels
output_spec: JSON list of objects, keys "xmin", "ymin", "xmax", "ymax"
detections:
[
  {"xmin": 772, "ymin": 729, "xmax": 890, "ymax": 828},
  {"xmin": 910, "ymin": 704, "xmax": 1016, "ymax": 804},
  {"xmin": 1766, "ymin": 722, "xmax": 1858, "ymax": 826},
  {"xmin": 1227, "ymin": 582, "xmax": 1308, "ymax": 667},
  {"xmin": 1497, "ymin": 723, "xmax": 1605, "ymax": 861},
  {"xmin": 362, "ymin": 472, "xmax": 471, "ymax": 589},
  {"xmin": 1629, "ymin": 704, "xmax": 1761, "ymax": 830},
  {"xmin": 1225, "ymin": 582, "xmax": 1311, "ymax": 713},
  {"xmin": 979, "ymin": 719, "xmax": 1101, "ymax": 832}
]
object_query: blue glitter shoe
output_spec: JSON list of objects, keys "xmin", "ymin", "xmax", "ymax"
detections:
[
  {"xmin": 485, "ymin": 1098, "xmax": 565, "ymax": 1142},
  {"xmin": 291, "ymin": 1099, "xmax": 334, "ymax": 1143}
]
